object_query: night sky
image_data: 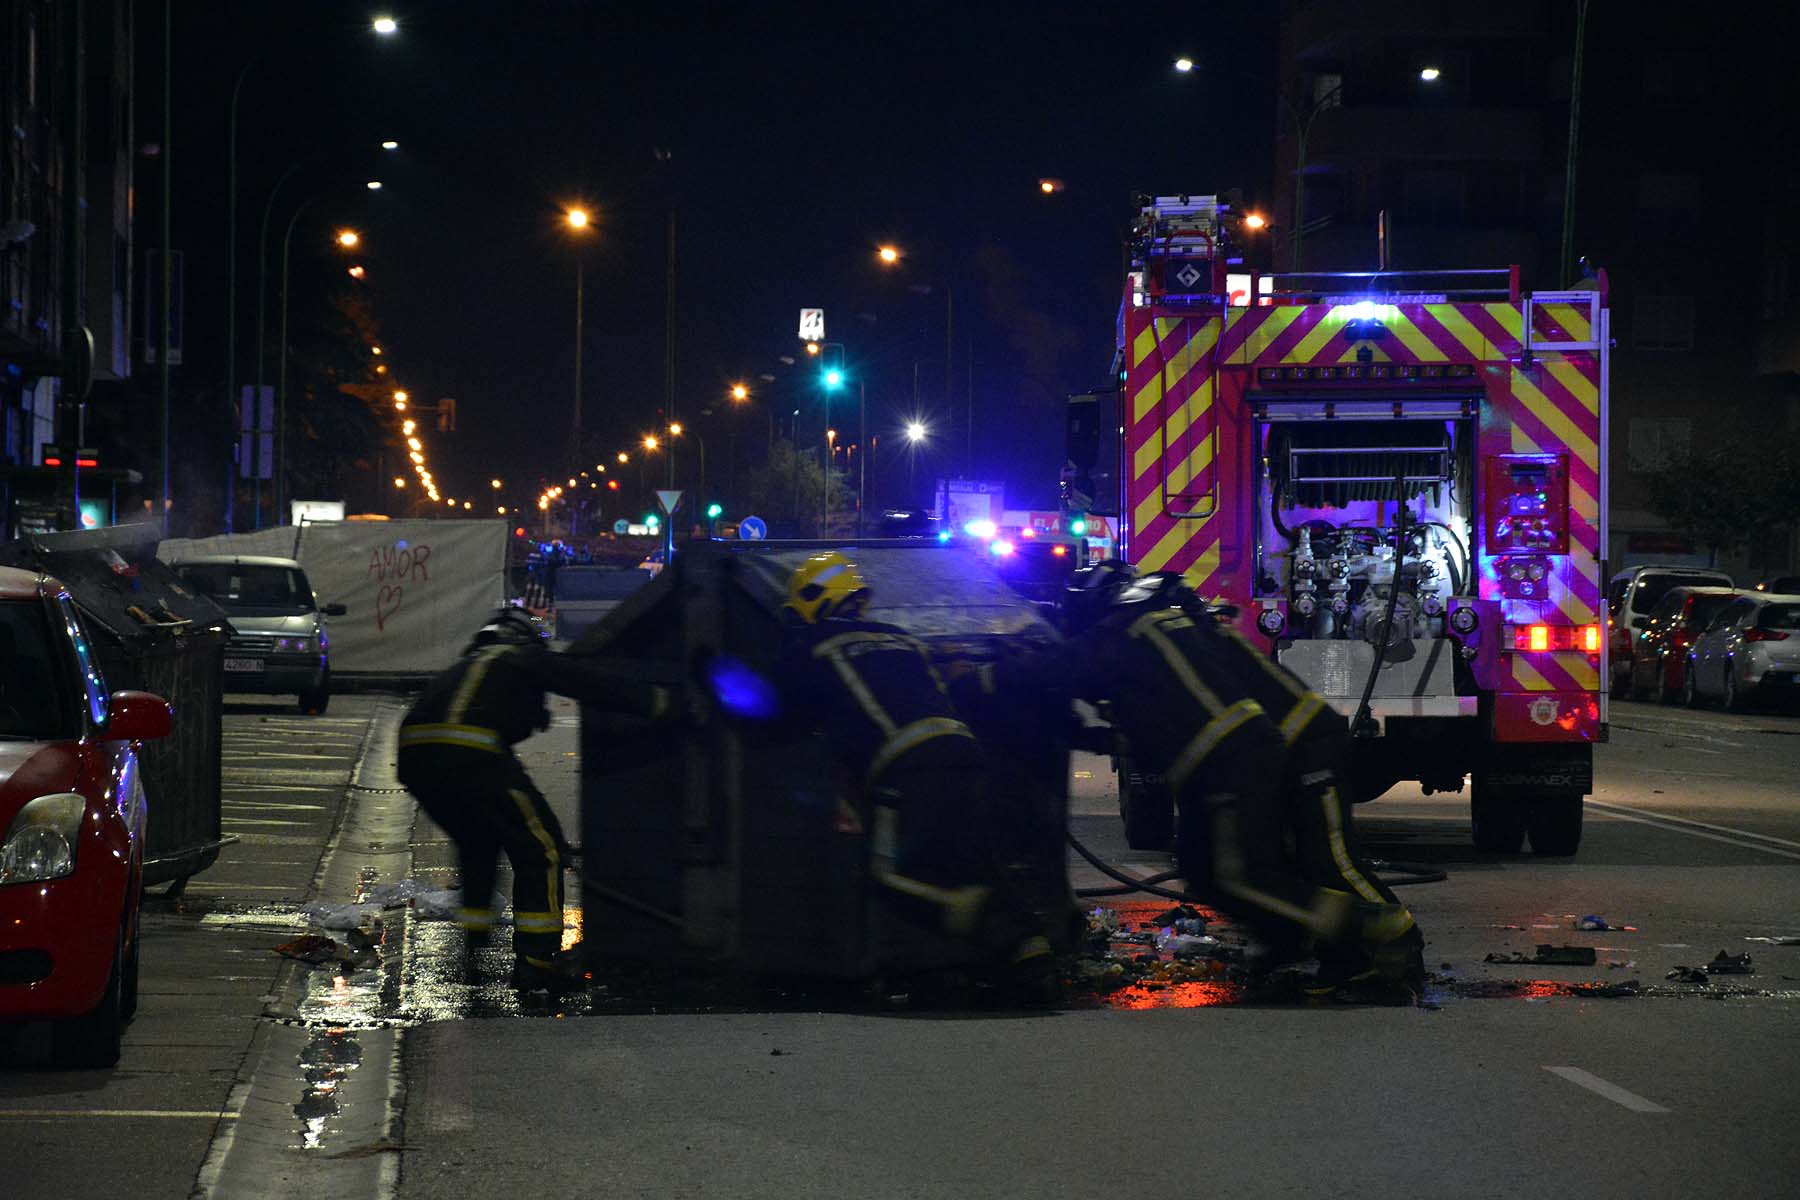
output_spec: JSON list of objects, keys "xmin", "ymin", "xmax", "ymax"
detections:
[{"xmin": 168, "ymin": 2, "xmax": 1275, "ymax": 516}]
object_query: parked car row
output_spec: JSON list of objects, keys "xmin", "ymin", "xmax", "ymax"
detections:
[{"xmin": 1609, "ymin": 564, "xmax": 1800, "ymax": 711}]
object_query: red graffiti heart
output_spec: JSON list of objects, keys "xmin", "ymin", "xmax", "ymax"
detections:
[{"xmin": 375, "ymin": 584, "xmax": 403, "ymax": 631}]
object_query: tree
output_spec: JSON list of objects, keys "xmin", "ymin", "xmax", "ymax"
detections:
[
  {"xmin": 1645, "ymin": 436, "xmax": 1800, "ymax": 568},
  {"xmin": 738, "ymin": 439, "xmax": 853, "ymax": 537}
]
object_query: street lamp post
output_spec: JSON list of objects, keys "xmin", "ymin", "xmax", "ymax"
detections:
[
  {"xmin": 566, "ymin": 208, "xmax": 590, "ymax": 451},
  {"xmin": 857, "ymin": 377, "xmax": 867, "ymax": 537},
  {"xmin": 875, "ymin": 246, "xmax": 961, "ymax": 474},
  {"xmin": 252, "ymin": 165, "xmax": 301, "ymax": 529}
]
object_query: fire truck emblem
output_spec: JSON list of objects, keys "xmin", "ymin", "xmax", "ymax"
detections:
[
  {"xmin": 1528, "ymin": 697, "xmax": 1560, "ymax": 727},
  {"xmin": 1174, "ymin": 263, "xmax": 1204, "ymax": 289}
]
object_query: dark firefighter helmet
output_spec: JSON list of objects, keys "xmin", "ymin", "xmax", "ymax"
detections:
[
  {"xmin": 1058, "ymin": 559, "xmax": 1137, "ymax": 634},
  {"xmin": 468, "ymin": 605, "xmax": 545, "ymax": 652}
]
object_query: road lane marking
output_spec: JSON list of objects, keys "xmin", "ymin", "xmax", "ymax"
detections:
[
  {"xmin": 0, "ymin": 1109, "xmax": 240, "ymax": 1120},
  {"xmin": 1611, "ymin": 720, "xmax": 1747, "ymax": 749},
  {"xmin": 1588, "ymin": 800, "xmax": 1800, "ymax": 860},
  {"xmin": 1542, "ymin": 1067, "xmax": 1669, "ymax": 1113}
]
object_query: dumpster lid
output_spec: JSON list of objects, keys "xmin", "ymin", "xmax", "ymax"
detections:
[{"xmin": 0, "ymin": 523, "xmax": 231, "ymax": 646}]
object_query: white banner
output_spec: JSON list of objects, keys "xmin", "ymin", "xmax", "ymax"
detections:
[
  {"xmin": 158, "ymin": 520, "xmax": 506, "ymax": 675},
  {"xmin": 297, "ymin": 520, "xmax": 506, "ymax": 675}
]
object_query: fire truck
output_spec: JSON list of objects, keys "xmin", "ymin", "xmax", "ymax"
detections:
[{"xmin": 1078, "ymin": 195, "xmax": 1609, "ymax": 856}]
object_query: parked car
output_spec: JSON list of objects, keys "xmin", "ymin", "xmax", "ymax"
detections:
[
  {"xmin": 170, "ymin": 556, "xmax": 344, "ymax": 713},
  {"xmin": 1626, "ymin": 586, "xmax": 1742, "ymax": 704},
  {"xmin": 1755, "ymin": 575, "xmax": 1800, "ymax": 595},
  {"xmin": 1685, "ymin": 593, "xmax": 1800, "ymax": 711},
  {"xmin": 0, "ymin": 567, "xmax": 172, "ymax": 1067},
  {"xmin": 1606, "ymin": 564, "xmax": 1733, "ymax": 696}
]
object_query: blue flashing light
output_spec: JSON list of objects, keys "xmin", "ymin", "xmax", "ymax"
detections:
[
  {"xmin": 704, "ymin": 655, "xmax": 782, "ymax": 720},
  {"xmin": 990, "ymin": 539, "xmax": 1016, "ymax": 557},
  {"xmin": 822, "ymin": 368, "xmax": 844, "ymax": 389},
  {"xmin": 964, "ymin": 518, "xmax": 997, "ymax": 540},
  {"xmin": 936, "ymin": 530, "xmax": 953, "ymax": 543}
]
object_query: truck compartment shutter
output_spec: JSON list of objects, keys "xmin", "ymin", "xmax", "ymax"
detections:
[{"xmin": 1262, "ymin": 401, "xmax": 1468, "ymax": 507}]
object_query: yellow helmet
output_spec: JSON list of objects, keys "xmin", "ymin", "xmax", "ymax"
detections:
[{"xmin": 785, "ymin": 552, "xmax": 871, "ymax": 624}]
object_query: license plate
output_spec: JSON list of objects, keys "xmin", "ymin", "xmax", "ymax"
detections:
[{"xmin": 224, "ymin": 657, "xmax": 265, "ymax": 673}]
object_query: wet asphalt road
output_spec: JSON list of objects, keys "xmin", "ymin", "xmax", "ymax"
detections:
[{"xmin": 4, "ymin": 692, "xmax": 1798, "ymax": 1197}]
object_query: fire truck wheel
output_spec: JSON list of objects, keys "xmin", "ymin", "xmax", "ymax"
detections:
[
  {"xmin": 1117, "ymin": 760, "xmax": 1175, "ymax": 851},
  {"xmin": 1527, "ymin": 796, "xmax": 1584, "ymax": 856},
  {"xmin": 1470, "ymin": 786, "xmax": 1526, "ymax": 854}
]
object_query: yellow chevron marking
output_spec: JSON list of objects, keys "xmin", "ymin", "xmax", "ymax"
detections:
[
  {"xmin": 1182, "ymin": 539, "xmax": 1222, "ymax": 589},
  {"xmin": 1558, "ymin": 654, "xmax": 1600, "ymax": 692},
  {"xmin": 1425, "ymin": 305, "xmax": 1488, "ymax": 358},
  {"xmin": 1540, "ymin": 303, "xmax": 1591, "ymax": 343},
  {"xmin": 1552, "ymin": 578, "xmax": 1598, "ymax": 626},
  {"xmin": 1483, "ymin": 303, "xmax": 1524, "ymax": 344},
  {"xmin": 1511, "ymin": 657, "xmax": 1555, "ymax": 692},
  {"xmin": 1134, "ymin": 433, "xmax": 1216, "ymax": 535},
  {"xmin": 1386, "ymin": 311, "xmax": 1450, "ymax": 362},
  {"xmin": 1337, "ymin": 341, "xmax": 1393, "ymax": 363},
  {"xmin": 1512, "ymin": 369, "xmax": 1597, "ymax": 465},
  {"xmin": 1544, "ymin": 360, "xmax": 1599, "ymax": 415},
  {"xmin": 1511, "ymin": 425, "xmax": 1542, "ymax": 454},
  {"xmin": 1139, "ymin": 509, "xmax": 1214, "ymax": 574},
  {"xmin": 1133, "ymin": 374, "xmax": 1213, "ymax": 480},
  {"xmin": 1131, "ymin": 320, "xmax": 1159, "ymax": 369},
  {"xmin": 1570, "ymin": 477, "xmax": 1599, "ymax": 525},
  {"xmin": 1131, "ymin": 319, "xmax": 1218, "ymax": 423},
  {"xmin": 1233, "ymin": 306, "xmax": 1306, "ymax": 363},
  {"xmin": 1287, "ymin": 311, "xmax": 1348, "ymax": 363}
]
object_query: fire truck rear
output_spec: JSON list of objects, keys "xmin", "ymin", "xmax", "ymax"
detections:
[{"xmin": 1089, "ymin": 194, "xmax": 1609, "ymax": 856}]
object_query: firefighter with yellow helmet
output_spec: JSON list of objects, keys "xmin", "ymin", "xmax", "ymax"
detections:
[{"xmin": 778, "ymin": 552, "xmax": 1052, "ymax": 989}]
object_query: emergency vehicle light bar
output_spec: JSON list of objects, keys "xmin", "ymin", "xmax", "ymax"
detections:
[
  {"xmin": 1258, "ymin": 364, "xmax": 1477, "ymax": 384},
  {"xmin": 1505, "ymin": 623, "xmax": 1601, "ymax": 654}
]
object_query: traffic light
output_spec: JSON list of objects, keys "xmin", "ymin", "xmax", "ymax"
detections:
[
  {"xmin": 820, "ymin": 343, "xmax": 845, "ymax": 390},
  {"xmin": 1066, "ymin": 513, "xmax": 1088, "ymax": 537},
  {"xmin": 645, "ymin": 512, "xmax": 661, "ymax": 530},
  {"xmin": 705, "ymin": 502, "xmax": 723, "ymax": 519}
]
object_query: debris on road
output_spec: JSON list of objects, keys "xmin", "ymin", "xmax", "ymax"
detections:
[
  {"xmin": 1665, "ymin": 966, "xmax": 1710, "ymax": 985},
  {"xmin": 1574, "ymin": 915, "xmax": 1636, "ymax": 932},
  {"xmin": 1568, "ymin": 979, "xmax": 1640, "ymax": 998},
  {"xmin": 273, "ymin": 932, "xmax": 379, "ymax": 970},
  {"xmin": 1744, "ymin": 935, "xmax": 1800, "ymax": 946},
  {"xmin": 1485, "ymin": 945, "xmax": 1598, "ymax": 966},
  {"xmin": 1151, "ymin": 905, "xmax": 1206, "ymax": 930},
  {"xmin": 1705, "ymin": 950, "xmax": 1754, "ymax": 975}
]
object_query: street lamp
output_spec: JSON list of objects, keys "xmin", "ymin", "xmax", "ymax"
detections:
[
  {"xmin": 365, "ymin": 180, "xmax": 383, "ymax": 191},
  {"xmin": 565, "ymin": 207, "xmax": 592, "ymax": 451},
  {"xmin": 1243, "ymin": 212, "xmax": 1268, "ymax": 230},
  {"xmin": 336, "ymin": 229, "xmax": 360, "ymax": 247},
  {"xmin": 372, "ymin": 16, "xmax": 398, "ymax": 35},
  {"xmin": 1419, "ymin": 66, "xmax": 1442, "ymax": 82},
  {"xmin": 380, "ymin": 139, "xmax": 399, "ymax": 151},
  {"xmin": 877, "ymin": 244, "xmax": 900, "ymax": 264},
  {"xmin": 491, "ymin": 478, "xmax": 502, "ymax": 489},
  {"xmin": 643, "ymin": 434, "xmax": 660, "ymax": 452},
  {"xmin": 1173, "ymin": 56, "xmax": 1195, "ymax": 73},
  {"xmin": 875, "ymin": 244, "xmax": 963, "ymax": 474}
]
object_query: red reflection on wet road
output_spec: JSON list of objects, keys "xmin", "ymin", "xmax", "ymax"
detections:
[{"xmin": 1097, "ymin": 979, "xmax": 1244, "ymax": 1009}]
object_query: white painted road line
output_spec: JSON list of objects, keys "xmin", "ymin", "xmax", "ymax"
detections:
[
  {"xmin": 1542, "ymin": 1067, "xmax": 1669, "ymax": 1114},
  {"xmin": 1588, "ymin": 801, "xmax": 1800, "ymax": 862}
]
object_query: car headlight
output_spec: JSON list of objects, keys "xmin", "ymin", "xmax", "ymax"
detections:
[
  {"xmin": 0, "ymin": 793, "xmax": 87, "ymax": 885},
  {"xmin": 274, "ymin": 635, "xmax": 319, "ymax": 654}
]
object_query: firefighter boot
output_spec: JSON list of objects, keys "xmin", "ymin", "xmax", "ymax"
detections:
[{"xmin": 513, "ymin": 946, "xmax": 592, "ymax": 996}]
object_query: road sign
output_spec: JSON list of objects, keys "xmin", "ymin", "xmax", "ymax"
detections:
[
  {"xmin": 798, "ymin": 308, "xmax": 824, "ymax": 341},
  {"xmin": 655, "ymin": 489, "xmax": 683, "ymax": 515},
  {"xmin": 738, "ymin": 515, "xmax": 767, "ymax": 540},
  {"xmin": 613, "ymin": 518, "xmax": 630, "ymax": 535}
]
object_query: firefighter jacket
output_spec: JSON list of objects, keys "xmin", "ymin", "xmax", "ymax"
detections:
[
  {"xmin": 399, "ymin": 641, "xmax": 673, "ymax": 755},
  {"xmin": 781, "ymin": 616, "xmax": 981, "ymax": 785}
]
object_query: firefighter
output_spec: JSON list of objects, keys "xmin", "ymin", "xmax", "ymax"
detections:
[
  {"xmin": 969, "ymin": 563, "xmax": 1423, "ymax": 999},
  {"xmin": 777, "ymin": 552, "xmax": 1053, "ymax": 990},
  {"xmin": 396, "ymin": 606, "xmax": 679, "ymax": 993}
]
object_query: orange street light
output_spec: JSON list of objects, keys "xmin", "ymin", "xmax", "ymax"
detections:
[
  {"xmin": 617, "ymin": 451, "xmax": 629, "ymax": 464},
  {"xmin": 347, "ymin": 265, "xmax": 366, "ymax": 279},
  {"xmin": 877, "ymin": 245, "xmax": 900, "ymax": 265},
  {"xmin": 668, "ymin": 422, "xmax": 683, "ymax": 437},
  {"xmin": 567, "ymin": 208, "xmax": 590, "ymax": 230},
  {"xmin": 491, "ymin": 478, "xmax": 502, "ymax": 489},
  {"xmin": 337, "ymin": 229, "xmax": 360, "ymax": 248},
  {"xmin": 642, "ymin": 434, "xmax": 660, "ymax": 451},
  {"xmin": 1243, "ymin": 212, "xmax": 1268, "ymax": 230},
  {"xmin": 730, "ymin": 383, "xmax": 749, "ymax": 402}
]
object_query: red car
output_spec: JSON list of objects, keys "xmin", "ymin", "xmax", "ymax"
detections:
[
  {"xmin": 1627, "ymin": 586, "xmax": 1742, "ymax": 704},
  {"xmin": 0, "ymin": 568, "xmax": 171, "ymax": 1067}
]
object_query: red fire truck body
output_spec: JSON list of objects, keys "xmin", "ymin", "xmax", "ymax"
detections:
[{"xmin": 1109, "ymin": 196, "xmax": 1609, "ymax": 855}]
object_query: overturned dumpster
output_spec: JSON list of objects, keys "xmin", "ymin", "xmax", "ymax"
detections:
[
  {"xmin": 0, "ymin": 525, "xmax": 232, "ymax": 887},
  {"xmin": 572, "ymin": 539, "xmax": 1075, "ymax": 978}
]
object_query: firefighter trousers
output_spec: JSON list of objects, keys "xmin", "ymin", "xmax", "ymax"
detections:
[
  {"xmin": 869, "ymin": 761, "xmax": 1000, "ymax": 942},
  {"xmin": 396, "ymin": 745, "xmax": 568, "ymax": 968}
]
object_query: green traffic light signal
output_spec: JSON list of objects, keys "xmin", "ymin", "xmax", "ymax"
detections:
[
  {"xmin": 1068, "ymin": 516, "xmax": 1088, "ymax": 536},
  {"xmin": 706, "ymin": 502, "xmax": 723, "ymax": 519},
  {"xmin": 645, "ymin": 512, "xmax": 660, "ymax": 528}
]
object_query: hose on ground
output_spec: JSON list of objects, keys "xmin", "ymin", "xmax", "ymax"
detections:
[{"xmin": 1068, "ymin": 833, "xmax": 1450, "ymax": 901}]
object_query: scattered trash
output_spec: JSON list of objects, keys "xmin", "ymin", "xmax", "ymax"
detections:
[
  {"xmin": 1151, "ymin": 905, "xmax": 1206, "ymax": 929},
  {"xmin": 1155, "ymin": 930, "xmax": 1222, "ymax": 959},
  {"xmin": 769, "ymin": 1048, "xmax": 787, "ymax": 1057},
  {"xmin": 1574, "ymin": 915, "xmax": 1637, "ymax": 932},
  {"xmin": 409, "ymin": 890, "xmax": 462, "ymax": 921},
  {"xmin": 273, "ymin": 932, "xmax": 377, "ymax": 970},
  {"xmin": 365, "ymin": 878, "xmax": 436, "ymax": 906},
  {"xmin": 1665, "ymin": 966, "xmax": 1709, "ymax": 985},
  {"xmin": 1604, "ymin": 960, "xmax": 1636, "ymax": 970},
  {"xmin": 1484, "ymin": 945, "xmax": 1597, "ymax": 966},
  {"xmin": 1568, "ymin": 979, "xmax": 1640, "ymax": 998},
  {"xmin": 299, "ymin": 901, "xmax": 378, "ymax": 931},
  {"xmin": 1491, "ymin": 923, "xmax": 1526, "ymax": 931},
  {"xmin": 1088, "ymin": 907, "xmax": 1121, "ymax": 934},
  {"xmin": 1744, "ymin": 936, "xmax": 1800, "ymax": 946},
  {"xmin": 1705, "ymin": 950, "xmax": 1754, "ymax": 975}
]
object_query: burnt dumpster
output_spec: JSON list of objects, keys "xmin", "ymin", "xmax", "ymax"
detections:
[
  {"xmin": 0, "ymin": 525, "xmax": 232, "ymax": 887},
  {"xmin": 571, "ymin": 538, "xmax": 1074, "ymax": 978}
]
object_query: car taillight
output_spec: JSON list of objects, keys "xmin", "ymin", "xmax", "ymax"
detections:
[
  {"xmin": 1508, "ymin": 623, "xmax": 1603, "ymax": 653},
  {"xmin": 1744, "ymin": 628, "xmax": 1791, "ymax": 642}
]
